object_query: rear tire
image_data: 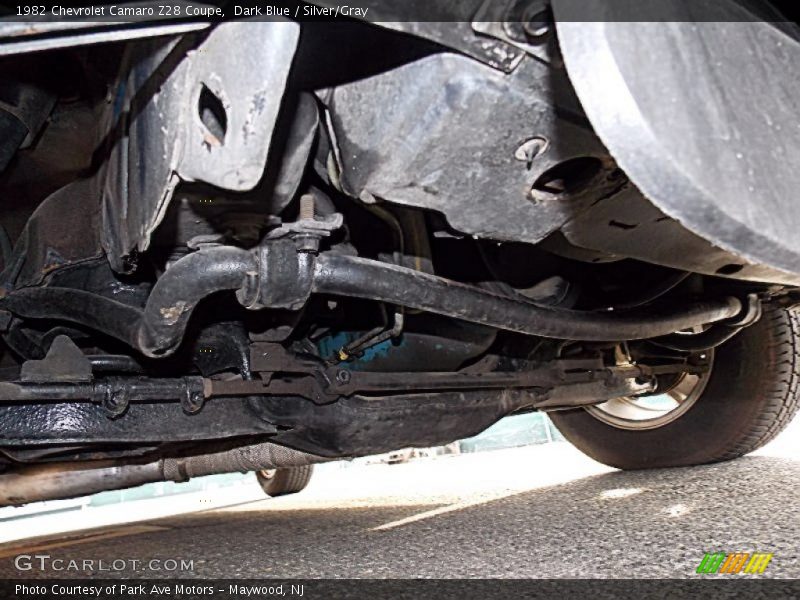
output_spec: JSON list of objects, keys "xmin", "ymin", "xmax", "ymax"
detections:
[
  {"xmin": 550, "ymin": 305, "xmax": 800, "ymax": 469},
  {"xmin": 256, "ymin": 465, "xmax": 314, "ymax": 497}
]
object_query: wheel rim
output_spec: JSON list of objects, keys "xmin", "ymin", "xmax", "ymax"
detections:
[
  {"xmin": 585, "ymin": 354, "xmax": 713, "ymax": 430},
  {"xmin": 259, "ymin": 469, "xmax": 276, "ymax": 480}
]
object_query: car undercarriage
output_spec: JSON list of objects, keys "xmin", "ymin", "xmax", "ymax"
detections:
[{"xmin": 0, "ymin": 0, "xmax": 799, "ymax": 505}]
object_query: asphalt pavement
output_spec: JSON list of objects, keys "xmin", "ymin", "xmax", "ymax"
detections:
[{"xmin": 0, "ymin": 441, "xmax": 797, "ymax": 579}]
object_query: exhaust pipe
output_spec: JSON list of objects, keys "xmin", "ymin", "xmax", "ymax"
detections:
[{"xmin": 0, "ymin": 440, "xmax": 328, "ymax": 506}]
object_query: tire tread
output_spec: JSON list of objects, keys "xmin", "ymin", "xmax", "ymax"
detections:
[{"xmin": 712, "ymin": 307, "xmax": 800, "ymax": 461}]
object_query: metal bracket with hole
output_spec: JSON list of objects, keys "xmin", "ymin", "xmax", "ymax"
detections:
[{"xmin": 472, "ymin": 0, "xmax": 562, "ymax": 67}]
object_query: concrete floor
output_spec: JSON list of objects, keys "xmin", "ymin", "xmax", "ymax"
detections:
[{"xmin": 1, "ymin": 431, "xmax": 798, "ymax": 579}]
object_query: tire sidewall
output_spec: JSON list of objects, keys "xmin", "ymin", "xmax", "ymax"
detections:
[{"xmin": 550, "ymin": 310, "xmax": 783, "ymax": 469}]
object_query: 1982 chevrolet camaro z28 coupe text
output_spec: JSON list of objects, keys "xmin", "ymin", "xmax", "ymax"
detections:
[{"xmin": 0, "ymin": 0, "xmax": 798, "ymax": 504}]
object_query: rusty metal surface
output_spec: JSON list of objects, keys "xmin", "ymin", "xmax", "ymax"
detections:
[
  {"xmin": 101, "ymin": 20, "xmax": 299, "ymax": 271},
  {"xmin": 328, "ymin": 53, "xmax": 621, "ymax": 244}
]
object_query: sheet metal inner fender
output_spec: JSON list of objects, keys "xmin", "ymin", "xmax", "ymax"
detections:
[
  {"xmin": 554, "ymin": 0, "xmax": 800, "ymax": 281},
  {"xmin": 101, "ymin": 21, "xmax": 299, "ymax": 272},
  {"xmin": 327, "ymin": 52, "xmax": 622, "ymax": 244}
]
